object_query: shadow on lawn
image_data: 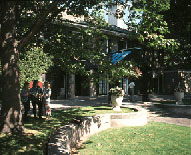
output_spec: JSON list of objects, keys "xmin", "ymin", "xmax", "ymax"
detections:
[
  {"xmin": 0, "ymin": 132, "xmax": 45, "ymax": 155},
  {"xmin": 93, "ymin": 107, "xmax": 111, "ymax": 111},
  {"xmin": 0, "ymin": 108, "xmax": 89, "ymax": 155}
]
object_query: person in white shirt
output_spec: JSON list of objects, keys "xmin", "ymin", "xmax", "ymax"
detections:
[
  {"xmin": 129, "ymin": 82, "xmax": 135, "ymax": 101},
  {"xmin": 43, "ymin": 81, "xmax": 51, "ymax": 120}
]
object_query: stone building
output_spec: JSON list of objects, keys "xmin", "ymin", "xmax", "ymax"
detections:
[
  {"xmin": 46, "ymin": 7, "xmax": 191, "ymax": 99},
  {"xmin": 46, "ymin": 6, "xmax": 136, "ymax": 99}
]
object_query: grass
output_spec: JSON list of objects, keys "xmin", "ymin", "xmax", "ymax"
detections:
[
  {"xmin": 0, "ymin": 105, "xmax": 133, "ymax": 155},
  {"xmin": 78, "ymin": 122, "xmax": 191, "ymax": 155},
  {"xmin": 78, "ymin": 106, "xmax": 134, "ymax": 116}
]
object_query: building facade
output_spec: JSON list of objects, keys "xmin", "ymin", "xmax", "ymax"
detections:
[{"xmin": 47, "ymin": 7, "xmax": 191, "ymax": 99}]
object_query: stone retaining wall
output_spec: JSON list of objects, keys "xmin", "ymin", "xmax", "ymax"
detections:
[{"xmin": 48, "ymin": 105, "xmax": 147, "ymax": 155}]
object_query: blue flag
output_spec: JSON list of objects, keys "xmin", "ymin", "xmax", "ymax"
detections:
[
  {"xmin": 112, "ymin": 50, "xmax": 131, "ymax": 64},
  {"xmin": 111, "ymin": 47, "xmax": 141, "ymax": 64}
]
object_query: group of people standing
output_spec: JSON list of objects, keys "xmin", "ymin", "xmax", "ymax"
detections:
[{"xmin": 20, "ymin": 80, "xmax": 51, "ymax": 120}]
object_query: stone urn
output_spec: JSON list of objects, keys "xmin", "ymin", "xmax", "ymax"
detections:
[
  {"xmin": 174, "ymin": 92, "xmax": 184, "ymax": 104},
  {"xmin": 111, "ymin": 95, "xmax": 123, "ymax": 111}
]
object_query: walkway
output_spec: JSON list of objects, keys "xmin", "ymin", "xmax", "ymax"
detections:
[
  {"xmin": 137, "ymin": 103, "xmax": 191, "ymax": 127},
  {"xmin": 50, "ymin": 95, "xmax": 191, "ymax": 127}
]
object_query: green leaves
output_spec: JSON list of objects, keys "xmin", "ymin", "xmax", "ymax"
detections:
[
  {"xmin": 19, "ymin": 47, "xmax": 53, "ymax": 87},
  {"xmin": 97, "ymin": 57, "xmax": 139, "ymax": 85}
]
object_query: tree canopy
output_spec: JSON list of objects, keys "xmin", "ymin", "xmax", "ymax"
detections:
[
  {"xmin": 0, "ymin": 0, "xmax": 111, "ymax": 133},
  {"xmin": 0, "ymin": 0, "xmax": 138, "ymax": 133},
  {"xmin": 0, "ymin": 0, "xmax": 189, "ymax": 133},
  {"xmin": 111, "ymin": 0, "xmax": 189, "ymax": 99}
]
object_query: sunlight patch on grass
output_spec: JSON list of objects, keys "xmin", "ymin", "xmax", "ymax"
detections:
[
  {"xmin": 24, "ymin": 128, "xmax": 43, "ymax": 135},
  {"xmin": 78, "ymin": 106, "xmax": 134, "ymax": 117}
]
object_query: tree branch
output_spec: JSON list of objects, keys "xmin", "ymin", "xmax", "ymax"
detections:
[{"xmin": 18, "ymin": 2, "xmax": 60, "ymax": 50}]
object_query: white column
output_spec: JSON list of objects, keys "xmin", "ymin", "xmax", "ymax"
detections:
[
  {"xmin": 89, "ymin": 69, "xmax": 96, "ymax": 97},
  {"xmin": 126, "ymin": 78, "xmax": 129, "ymax": 94},
  {"xmin": 123, "ymin": 78, "xmax": 127, "ymax": 94}
]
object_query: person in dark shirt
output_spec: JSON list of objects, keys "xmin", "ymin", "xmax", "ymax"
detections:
[{"xmin": 30, "ymin": 80, "xmax": 43, "ymax": 119}]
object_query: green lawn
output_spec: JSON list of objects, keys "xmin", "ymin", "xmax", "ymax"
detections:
[
  {"xmin": 78, "ymin": 122, "xmax": 191, "ymax": 155},
  {"xmin": 0, "ymin": 105, "xmax": 133, "ymax": 155},
  {"xmin": 78, "ymin": 106, "xmax": 134, "ymax": 116}
]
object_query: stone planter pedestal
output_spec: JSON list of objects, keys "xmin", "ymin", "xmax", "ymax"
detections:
[
  {"xmin": 111, "ymin": 95, "xmax": 123, "ymax": 111},
  {"xmin": 174, "ymin": 92, "xmax": 184, "ymax": 104}
]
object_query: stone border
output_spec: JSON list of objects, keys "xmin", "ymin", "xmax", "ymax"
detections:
[{"xmin": 48, "ymin": 105, "xmax": 147, "ymax": 155}]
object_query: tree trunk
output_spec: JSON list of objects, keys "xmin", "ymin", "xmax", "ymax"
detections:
[{"xmin": 0, "ymin": 1, "xmax": 23, "ymax": 133}]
